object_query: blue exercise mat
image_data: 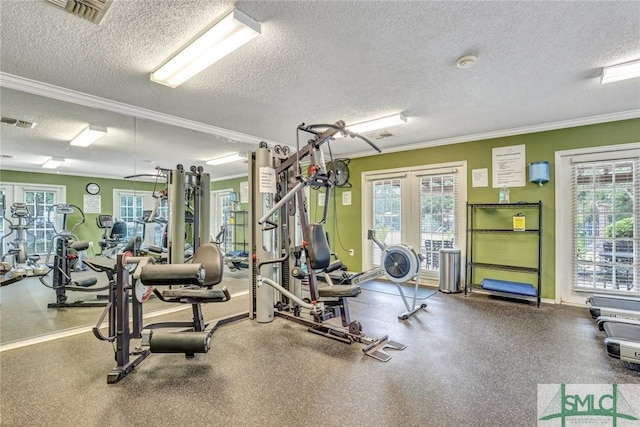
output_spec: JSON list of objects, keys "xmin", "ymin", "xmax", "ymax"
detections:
[
  {"xmin": 359, "ymin": 280, "xmax": 436, "ymax": 300},
  {"xmin": 481, "ymin": 278, "xmax": 537, "ymax": 297}
]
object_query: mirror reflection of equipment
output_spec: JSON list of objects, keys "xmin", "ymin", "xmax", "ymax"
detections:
[
  {"xmin": 0, "ymin": 196, "xmax": 49, "ymax": 286},
  {"xmin": 38, "ymin": 204, "xmax": 106, "ymax": 308}
]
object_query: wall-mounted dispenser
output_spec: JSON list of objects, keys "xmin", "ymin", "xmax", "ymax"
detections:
[{"xmin": 529, "ymin": 161, "xmax": 550, "ymax": 186}]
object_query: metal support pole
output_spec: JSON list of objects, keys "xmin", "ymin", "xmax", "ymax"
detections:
[
  {"xmin": 199, "ymin": 173, "xmax": 211, "ymax": 247},
  {"xmin": 169, "ymin": 167, "xmax": 186, "ymax": 264},
  {"xmin": 254, "ymin": 145, "xmax": 276, "ymax": 323}
]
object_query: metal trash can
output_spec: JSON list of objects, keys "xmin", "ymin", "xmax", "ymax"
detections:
[{"xmin": 439, "ymin": 248, "xmax": 461, "ymax": 293}]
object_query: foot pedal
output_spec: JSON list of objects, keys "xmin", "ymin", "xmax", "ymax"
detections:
[{"xmin": 362, "ymin": 335, "xmax": 406, "ymax": 362}]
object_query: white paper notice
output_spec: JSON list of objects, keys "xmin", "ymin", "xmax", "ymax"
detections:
[
  {"xmin": 259, "ymin": 167, "xmax": 277, "ymax": 193},
  {"xmin": 492, "ymin": 144, "xmax": 526, "ymax": 187},
  {"xmin": 240, "ymin": 181, "xmax": 248, "ymax": 203},
  {"xmin": 342, "ymin": 191, "xmax": 352, "ymax": 206},
  {"xmin": 83, "ymin": 195, "xmax": 101, "ymax": 213},
  {"xmin": 472, "ymin": 168, "xmax": 488, "ymax": 188},
  {"xmin": 318, "ymin": 192, "xmax": 326, "ymax": 207}
]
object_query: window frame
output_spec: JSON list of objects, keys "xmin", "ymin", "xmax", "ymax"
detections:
[{"xmin": 555, "ymin": 143, "xmax": 640, "ymax": 304}]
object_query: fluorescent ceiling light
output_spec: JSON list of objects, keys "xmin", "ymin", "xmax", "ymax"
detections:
[
  {"xmin": 151, "ymin": 8, "xmax": 261, "ymax": 88},
  {"xmin": 42, "ymin": 157, "xmax": 65, "ymax": 169},
  {"xmin": 206, "ymin": 152, "xmax": 246, "ymax": 165},
  {"xmin": 70, "ymin": 125, "xmax": 107, "ymax": 147},
  {"xmin": 336, "ymin": 113, "xmax": 407, "ymax": 137},
  {"xmin": 601, "ymin": 59, "xmax": 640, "ymax": 84}
]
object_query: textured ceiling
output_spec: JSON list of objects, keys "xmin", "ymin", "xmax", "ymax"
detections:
[{"xmin": 1, "ymin": 0, "xmax": 639, "ymax": 179}]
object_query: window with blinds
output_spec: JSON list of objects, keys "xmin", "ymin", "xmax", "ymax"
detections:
[
  {"xmin": 118, "ymin": 194, "xmax": 144, "ymax": 240},
  {"xmin": 369, "ymin": 177, "xmax": 403, "ymax": 267},
  {"xmin": 420, "ymin": 173, "xmax": 457, "ymax": 271},
  {"xmin": 25, "ymin": 190, "xmax": 56, "ymax": 254},
  {"xmin": 573, "ymin": 157, "xmax": 638, "ymax": 293},
  {"xmin": 363, "ymin": 163, "xmax": 465, "ymax": 280}
]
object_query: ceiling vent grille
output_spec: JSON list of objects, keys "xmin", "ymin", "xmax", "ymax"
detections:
[
  {"xmin": 44, "ymin": 0, "xmax": 112, "ymax": 24},
  {"xmin": 1, "ymin": 116, "xmax": 37, "ymax": 129}
]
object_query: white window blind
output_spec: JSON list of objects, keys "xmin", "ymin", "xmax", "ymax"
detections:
[
  {"xmin": 368, "ymin": 177, "xmax": 403, "ymax": 268},
  {"xmin": 420, "ymin": 171, "xmax": 458, "ymax": 271},
  {"xmin": 572, "ymin": 156, "xmax": 638, "ymax": 293}
]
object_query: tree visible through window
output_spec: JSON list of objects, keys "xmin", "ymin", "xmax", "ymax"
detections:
[
  {"xmin": 574, "ymin": 159, "xmax": 637, "ymax": 292},
  {"xmin": 25, "ymin": 190, "xmax": 55, "ymax": 254}
]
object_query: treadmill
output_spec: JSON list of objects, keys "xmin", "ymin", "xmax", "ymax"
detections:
[
  {"xmin": 602, "ymin": 321, "xmax": 640, "ymax": 364},
  {"xmin": 588, "ymin": 294, "xmax": 640, "ymax": 320}
]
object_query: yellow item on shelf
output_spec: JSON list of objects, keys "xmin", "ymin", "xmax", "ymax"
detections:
[{"xmin": 513, "ymin": 214, "xmax": 526, "ymax": 231}]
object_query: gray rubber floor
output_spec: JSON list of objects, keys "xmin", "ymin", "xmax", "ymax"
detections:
[{"xmin": 1, "ymin": 287, "xmax": 639, "ymax": 426}]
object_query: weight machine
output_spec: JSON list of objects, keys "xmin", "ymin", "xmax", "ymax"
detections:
[
  {"xmin": 39, "ymin": 204, "xmax": 106, "ymax": 308},
  {"xmin": 125, "ymin": 164, "xmax": 210, "ymax": 263},
  {"xmin": 91, "ymin": 243, "xmax": 243, "ymax": 383},
  {"xmin": 249, "ymin": 120, "xmax": 406, "ymax": 362},
  {"xmin": 0, "ymin": 197, "xmax": 48, "ymax": 286}
]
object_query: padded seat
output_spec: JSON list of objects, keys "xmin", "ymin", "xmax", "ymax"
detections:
[
  {"xmin": 192, "ymin": 243, "xmax": 223, "ymax": 286},
  {"xmin": 318, "ymin": 284, "xmax": 361, "ymax": 298}
]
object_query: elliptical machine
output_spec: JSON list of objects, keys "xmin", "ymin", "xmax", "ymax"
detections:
[
  {"xmin": 0, "ymin": 196, "xmax": 48, "ymax": 286},
  {"xmin": 96, "ymin": 214, "xmax": 128, "ymax": 257},
  {"xmin": 40, "ymin": 204, "xmax": 106, "ymax": 308}
]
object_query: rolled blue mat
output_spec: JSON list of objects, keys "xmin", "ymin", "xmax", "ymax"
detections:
[{"xmin": 481, "ymin": 278, "xmax": 537, "ymax": 297}]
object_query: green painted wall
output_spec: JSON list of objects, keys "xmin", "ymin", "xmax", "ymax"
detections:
[
  {"xmin": 0, "ymin": 169, "xmax": 156, "ymax": 251},
  {"xmin": 327, "ymin": 118, "xmax": 640, "ymax": 299}
]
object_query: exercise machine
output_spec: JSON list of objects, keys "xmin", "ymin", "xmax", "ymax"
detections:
[
  {"xmin": 368, "ymin": 229, "xmax": 427, "ymax": 320},
  {"xmin": 595, "ymin": 316, "xmax": 640, "ymax": 365},
  {"xmin": 96, "ymin": 214, "xmax": 128, "ymax": 257},
  {"xmin": 92, "ymin": 243, "xmax": 244, "ymax": 383},
  {"xmin": 587, "ymin": 294, "xmax": 640, "ymax": 365},
  {"xmin": 0, "ymin": 197, "xmax": 48, "ymax": 285},
  {"xmin": 39, "ymin": 204, "xmax": 106, "ymax": 308},
  {"xmin": 588, "ymin": 294, "xmax": 640, "ymax": 322},
  {"xmin": 126, "ymin": 164, "xmax": 210, "ymax": 263},
  {"xmin": 249, "ymin": 120, "xmax": 406, "ymax": 362}
]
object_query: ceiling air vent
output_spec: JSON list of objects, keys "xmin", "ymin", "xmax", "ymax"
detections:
[
  {"xmin": 1, "ymin": 116, "xmax": 37, "ymax": 129},
  {"xmin": 44, "ymin": 0, "xmax": 112, "ymax": 24}
]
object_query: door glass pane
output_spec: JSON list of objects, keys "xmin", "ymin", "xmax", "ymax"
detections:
[
  {"xmin": 420, "ymin": 174, "xmax": 456, "ymax": 271},
  {"xmin": 370, "ymin": 178, "xmax": 402, "ymax": 267}
]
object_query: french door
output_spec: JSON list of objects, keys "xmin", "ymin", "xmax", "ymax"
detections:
[{"xmin": 363, "ymin": 162, "xmax": 466, "ymax": 282}]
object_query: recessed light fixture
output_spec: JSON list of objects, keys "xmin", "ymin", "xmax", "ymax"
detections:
[
  {"xmin": 42, "ymin": 157, "xmax": 65, "ymax": 169},
  {"xmin": 206, "ymin": 152, "xmax": 246, "ymax": 165},
  {"xmin": 70, "ymin": 125, "xmax": 107, "ymax": 147},
  {"xmin": 336, "ymin": 113, "xmax": 408, "ymax": 137},
  {"xmin": 601, "ymin": 59, "xmax": 640, "ymax": 84},
  {"xmin": 151, "ymin": 8, "xmax": 261, "ymax": 88}
]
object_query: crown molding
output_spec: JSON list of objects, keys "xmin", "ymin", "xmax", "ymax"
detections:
[
  {"xmin": 346, "ymin": 109, "xmax": 640, "ymax": 159},
  {"xmin": 0, "ymin": 72, "xmax": 280, "ymax": 146}
]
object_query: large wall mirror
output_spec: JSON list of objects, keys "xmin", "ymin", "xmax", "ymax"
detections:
[{"xmin": 0, "ymin": 87, "xmax": 252, "ymax": 345}]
